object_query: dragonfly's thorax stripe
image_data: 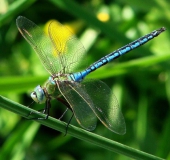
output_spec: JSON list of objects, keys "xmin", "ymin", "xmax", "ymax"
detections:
[
  {"xmin": 42, "ymin": 76, "xmax": 66, "ymax": 99},
  {"xmin": 50, "ymin": 74, "xmax": 71, "ymax": 82}
]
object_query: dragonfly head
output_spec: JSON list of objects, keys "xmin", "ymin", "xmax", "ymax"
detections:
[{"xmin": 31, "ymin": 85, "xmax": 46, "ymax": 104}]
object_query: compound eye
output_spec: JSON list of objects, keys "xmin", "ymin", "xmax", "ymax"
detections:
[
  {"xmin": 31, "ymin": 91, "xmax": 39, "ymax": 103},
  {"xmin": 31, "ymin": 86, "xmax": 46, "ymax": 104}
]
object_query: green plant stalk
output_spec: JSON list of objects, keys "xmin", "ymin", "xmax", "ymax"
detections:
[{"xmin": 0, "ymin": 95, "xmax": 165, "ymax": 160}]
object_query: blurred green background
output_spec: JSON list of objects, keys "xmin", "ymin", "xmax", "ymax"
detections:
[{"xmin": 0, "ymin": 0, "xmax": 170, "ymax": 159}]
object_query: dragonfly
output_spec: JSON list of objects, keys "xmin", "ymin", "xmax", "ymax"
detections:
[{"xmin": 16, "ymin": 16, "xmax": 165, "ymax": 135}]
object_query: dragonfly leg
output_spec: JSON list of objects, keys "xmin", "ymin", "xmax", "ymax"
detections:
[
  {"xmin": 26, "ymin": 101, "xmax": 36, "ymax": 117},
  {"xmin": 56, "ymin": 97, "xmax": 74, "ymax": 135},
  {"xmin": 58, "ymin": 108, "xmax": 69, "ymax": 120},
  {"xmin": 56, "ymin": 97, "xmax": 73, "ymax": 120},
  {"xmin": 26, "ymin": 98, "xmax": 51, "ymax": 120},
  {"xmin": 64, "ymin": 113, "xmax": 74, "ymax": 136},
  {"xmin": 27, "ymin": 101, "xmax": 34, "ymax": 107},
  {"xmin": 37, "ymin": 98, "xmax": 51, "ymax": 120}
]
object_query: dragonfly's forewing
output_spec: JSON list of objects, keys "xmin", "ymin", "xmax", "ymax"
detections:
[
  {"xmin": 48, "ymin": 21, "xmax": 86, "ymax": 73},
  {"xmin": 16, "ymin": 16, "xmax": 60, "ymax": 75},
  {"xmin": 81, "ymin": 79, "xmax": 126, "ymax": 135},
  {"xmin": 57, "ymin": 81, "xmax": 97, "ymax": 131}
]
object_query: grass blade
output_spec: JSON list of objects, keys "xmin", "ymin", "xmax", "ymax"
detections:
[{"xmin": 0, "ymin": 95, "xmax": 165, "ymax": 160}]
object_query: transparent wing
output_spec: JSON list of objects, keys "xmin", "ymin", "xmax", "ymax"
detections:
[
  {"xmin": 57, "ymin": 81, "xmax": 97, "ymax": 131},
  {"xmin": 48, "ymin": 21, "xmax": 86, "ymax": 73},
  {"xmin": 57, "ymin": 79, "xmax": 125, "ymax": 134},
  {"xmin": 82, "ymin": 79, "xmax": 126, "ymax": 134},
  {"xmin": 16, "ymin": 16, "xmax": 86, "ymax": 75},
  {"xmin": 16, "ymin": 16, "xmax": 58, "ymax": 75}
]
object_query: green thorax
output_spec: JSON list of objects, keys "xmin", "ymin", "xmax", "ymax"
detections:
[{"xmin": 43, "ymin": 74, "xmax": 71, "ymax": 99}]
